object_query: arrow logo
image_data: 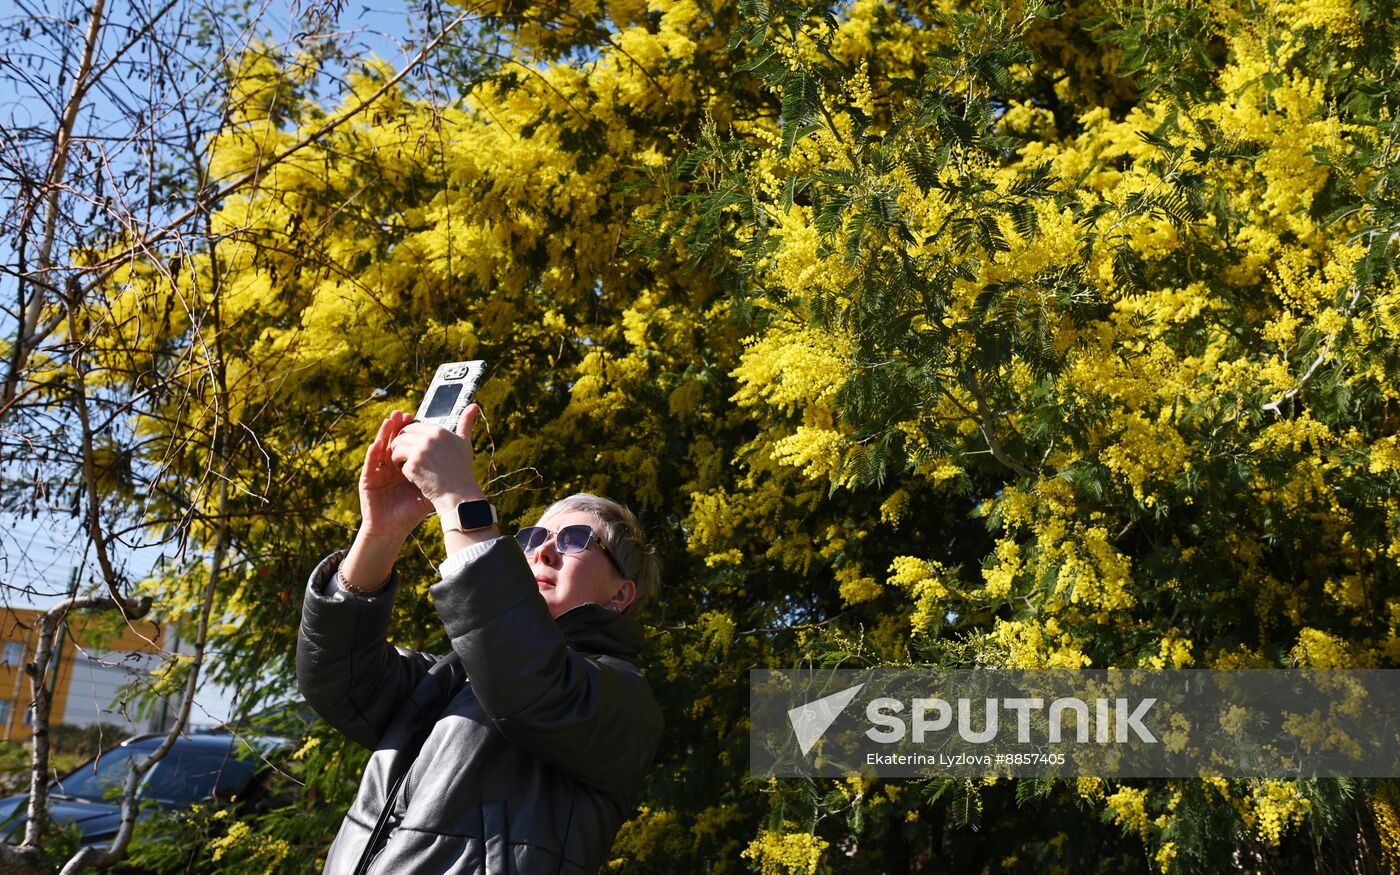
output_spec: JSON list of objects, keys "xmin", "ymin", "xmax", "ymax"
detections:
[{"xmin": 787, "ymin": 683, "xmax": 864, "ymax": 755}]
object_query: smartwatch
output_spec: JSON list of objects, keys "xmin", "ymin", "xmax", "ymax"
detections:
[{"xmin": 451, "ymin": 499, "xmax": 498, "ymax": 532}]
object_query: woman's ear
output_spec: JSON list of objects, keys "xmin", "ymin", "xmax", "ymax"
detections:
[{"xmin": 606, "ymin": 579, "xmax": 637, "ymax": 613}]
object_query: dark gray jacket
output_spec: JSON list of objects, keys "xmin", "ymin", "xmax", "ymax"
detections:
[{"xmin": 296, "ymin": 536, "xmax": 663, "ymax": 874}]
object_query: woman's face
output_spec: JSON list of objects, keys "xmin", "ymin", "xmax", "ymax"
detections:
[{"xmin": 525, "ymin": 509, "xmax": 635, "ymax": 618}]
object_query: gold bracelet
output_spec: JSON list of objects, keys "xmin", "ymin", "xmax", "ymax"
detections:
[{"xmin": 336, "ymin": 564, "xmax": 387, "ymax": 595}]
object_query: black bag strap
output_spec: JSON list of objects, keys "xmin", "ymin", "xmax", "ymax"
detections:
[{"xmin": 351, "ymin": 768, "xmax": 409, "ymax": 875}]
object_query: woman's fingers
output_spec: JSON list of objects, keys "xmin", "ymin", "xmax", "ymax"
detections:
[
  {"xmin": 363, "ymin": 416, "xmax": 395, "ymax": 474},
  {"xmin": 383, "ymin": 416, "xmax": 479, "ymax": 504},
  {"xmin": 388, "ymin": 428, "xmax": 415, "ymax": 465},
  {"xmin": 387, "ymin": 410, "xmax": 413, "ymax": 442},
  {"xmin": 361, "ymin": 441, "xmax": 378, "ymax": 479}
]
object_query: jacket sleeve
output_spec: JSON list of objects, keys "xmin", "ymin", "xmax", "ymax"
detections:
[
  {"xmin": 429, "ymin": 536, "xmax": 663, "ymax": 800},
  {"xmin": 295, "ymin": 551, "xmax": 437, "ymax": 750}
]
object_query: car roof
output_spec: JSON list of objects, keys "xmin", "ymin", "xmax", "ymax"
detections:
[{"xmin": 114, "ymin": 732, "xmax": 286, "ymax": 754}]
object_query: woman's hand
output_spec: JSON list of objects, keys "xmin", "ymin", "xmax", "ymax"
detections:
[
  {"xmin": 389, "ymin": 403, "xmax": 485, "ymax": 517},
  {"xmin": 359, "ymin": 410, "xmax": 434, "ymax": 540},
  {"xmin": 340, "ymin": 405, "xmax": 488, "ymax": 593}
]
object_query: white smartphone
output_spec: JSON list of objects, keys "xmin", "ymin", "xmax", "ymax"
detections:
[{"xmin": 415, "ymin": 361, "xmax": 487, "ymax": 429}]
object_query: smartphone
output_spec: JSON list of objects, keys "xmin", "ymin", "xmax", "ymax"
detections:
[{"xmin": 415, "ymin": 361, "xmax": 487, "ymax": 429}]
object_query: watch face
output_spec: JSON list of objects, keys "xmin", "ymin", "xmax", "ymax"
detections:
[{"xmin": 456, "ymin": 500, "xmax": 496, "ymax": 530}]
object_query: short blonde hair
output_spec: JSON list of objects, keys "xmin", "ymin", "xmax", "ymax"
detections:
[{"xmin": 538, "ymin": 493, "xmax": 660, "ymax": 614}]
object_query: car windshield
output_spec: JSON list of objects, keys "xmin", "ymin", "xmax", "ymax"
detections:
[
  {"xmin": 53, "ymin": 746, "xmax": 144, "ymax": 802},
  {"xmin": 144, "ymin": 749, "xmax": 253, "ymax": 805},
  {"xmin": 54, "ymin": 741, "xmax": 255, "ymax": 806}
]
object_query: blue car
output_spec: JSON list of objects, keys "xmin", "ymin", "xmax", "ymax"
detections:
[{"xmin": 0, "ymin": 732, "xmax": 283, "ymax": 848}]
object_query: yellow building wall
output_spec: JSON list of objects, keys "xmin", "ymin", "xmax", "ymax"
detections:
[{"xmin": 0, "ymin": 607, "xmax": 166, "ymax": 742}]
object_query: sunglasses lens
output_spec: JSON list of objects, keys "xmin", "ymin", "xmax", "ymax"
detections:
[
  {"xmin": 556, "ymin": 525, "xmax": 593, "ymax": 554},
  {"xmin": 516, "ymin": 527, "xmax": 548, "ymax": 552}
]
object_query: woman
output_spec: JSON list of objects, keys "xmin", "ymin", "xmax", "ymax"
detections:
[{"xmin": 296, "ymin": 405, "xmax": 663, "ymax": 874}]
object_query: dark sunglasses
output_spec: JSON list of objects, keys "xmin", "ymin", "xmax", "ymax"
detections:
[{"xmin": 516, "ymin": 524, "xmax": 628, "ymax": 579}]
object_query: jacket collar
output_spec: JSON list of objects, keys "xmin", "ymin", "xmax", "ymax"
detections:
[{"xmin": 555, "ymin": 603, "xmax": 645, "ymax": 663}]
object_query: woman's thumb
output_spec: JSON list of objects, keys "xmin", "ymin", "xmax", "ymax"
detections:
[{"xmin": 457, "ymin": 403, "xmax": 479, "ymax": 440}]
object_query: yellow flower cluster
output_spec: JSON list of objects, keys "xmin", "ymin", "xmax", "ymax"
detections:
[
  {"xmin": 772, "ymin": 427, "xmax": 850, "ymax": 483},
  {"xmin": 1155, "ymin": 841, "xmax": 1178, "ymax": 872},
  {"xmin": 880, "ymin": 489, "xmax": 910, "ymax": 525},
  {"xmin": 1290, "ymin": 627, "xmax": 1359, "ymax": 668},
  {"xmin": 1277, "ymin": 0, "xmax": 1362, "ymax": 46},
  {"xmin": 1370, "ymin": 785, "xmax": 1400, "ymax": 874},
  {"xmin": 741, "ymin": 830, "xmax": 829, "ymax": 875},
  {"xmin": 1105, "ymin": 786, "xmax": 1152, "ymax": 835},
  {"xmin": 1371, "ymin": 436, "xmax": 1400, "ymax": 474},
  {"xmin": 887, "ymin": 556, "xmax": 952, "ymax": 632},
  {"xmin": 654, "ymin": 609, "xmax": 742, "ymax": 682},
  {"xmin": 606, "ymin": 805, "xmax": 684, "ymax": 866},
  {"xmin": 1140, "ymin": 632, "xmax": 1194, "ymax": 669},
  {"xmin": 291, "ymin": 735, "xmax": 321, "ymax": 761},
  {"xmin": 837, "ymin": 563, "xmax": 883, "ymax": 606},
  {"xmin": 989, "ymin": 618, "xmax": 1092, "ymax": 669},
  {"xmin": 731, "ymin": 321, "xmax": 853, "ymax": 418},
  {"xmin": 1099, "ymin": 414, "xmax": 1190, "ymax": 506},
  {"xmin": 984, "ymin": 519, "xmax": 1136, "ymax": 622},
  {"xmin": 209, "ymin": 820, "xmax": 292, "ymax": 868},
  {"xmin": 695, "ymin": 609, "xmax": 738, "ymax": 656},
  {"xmin": 1249, "ymin": 780, "xmax": 1311, "ymax": 846},
  {"xmin": 981, "ymin": 537, "xmax": 1024, "ymax": 600}
]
